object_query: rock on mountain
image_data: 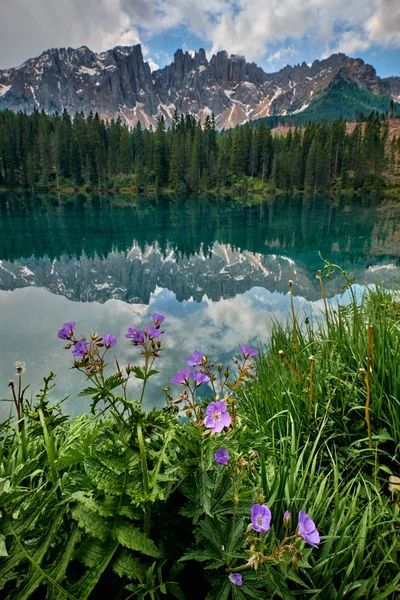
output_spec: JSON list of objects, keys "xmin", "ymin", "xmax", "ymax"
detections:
[{"xmin": 1, "ymin": 44, "xmax": 399, "ymax": 128}]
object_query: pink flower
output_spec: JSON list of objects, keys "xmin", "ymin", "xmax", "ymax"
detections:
[
  {"xmin": 204, "ymin": 401, "xmax": 231, "ymax": 433},
  {"xmin": 240, "ymin": 344, "xmax": 258, "ymax": 358}
]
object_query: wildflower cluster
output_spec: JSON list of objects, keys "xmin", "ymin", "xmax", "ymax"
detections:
[
  {"xmin": 227, "ymin": 505, "xmax": 320, "ymax": 586},
  {"xmin": 58, "ymin": 321, "xmax": 118, "ymax": 382},
  {"xmin": 169, "ymin": 343, "xmax": 258, "ymax": 430},
  {"xmin": 56, "ymin": 315, "xmax": 321, "ymax": 594},
  {"xmin": 57, "ymin": 313, "xmax": 166, "ymax": 407}
]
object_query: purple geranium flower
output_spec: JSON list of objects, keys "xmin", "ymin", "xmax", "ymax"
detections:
[
  {"xmin": 240, "ymin": 344, "xmax": 258, "ymax": 359},
  {"xmin": 187, "ymin": 350, "xmax": 203, "ymax": 366},
  {"xmin": 146, "ymin": 326, "xmax": 162, "ymax": 340},
  {"xmin": 298, "ymin": 511, "xmax": 320, "ymax": 548},
  {"xmin": 71, "ymin": 339, "xmax": 87, "ymax": 357},
  {"xmin": 192, "ymin": 371, "xmax": 210, "ymax": 386},
  {"xmin": 214, "ymin": 448, "xmax": 229, "ymax": 465},
  {"xmin": 57, "ymin": 321, "xmax": 76, "ymax": 340},
  {"xmin": 251, "ymin": 504, "xmax": 271, "ymax": 533},
  {"xmin": 103, "ymin": 334, "xmax": 118, "ymax": 348},
  {"xmin": 152, "ymin": 313, "xmax": 165, "ymax": 327},
  {"xmin": 283, "ymin": 510, "xmax": 291, "ymax": 527},
  {"xmin": 229, "ymin": 573, "xmax": 242, "ymax": 586},
  {"xmin": 204, "ymin": 401, "xmax": 231, "ymax": 433},
  {"xmin": 171, "ymin": 367, "xmax": 191, "ymax": 385},
  {"xmin": 125, "ymin": 326, "xmax": 144, "ymax": 343}
]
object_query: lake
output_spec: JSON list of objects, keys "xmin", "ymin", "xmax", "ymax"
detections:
[{"xmin": 0, "ymin": 192, "xmax": 399, "ymax": 416}]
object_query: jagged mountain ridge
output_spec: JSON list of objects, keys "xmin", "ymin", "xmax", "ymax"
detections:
[
  {"xmin": 0, "ymin": 242, "xmax": 398, "ymax": 304},
  {"xmin": 0, "ymin": 44, "xmax": 399, "ymax": 128}
]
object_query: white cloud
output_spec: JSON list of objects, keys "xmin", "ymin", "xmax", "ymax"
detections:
[
  {"xmin": 0, "ymin": 0, "xmax": 141, "ymax": 68},
  {"xmin": 365, "ymin": 0, "xmax": 400, "ymax": 46},
  {"xmin": 147, "ymin": 58, "xmax": 160, "ymax": 72},
  {"xmin": 0, "ymin": 0, "xmax": 400, "ymax": 71},
  {"xmin": 266, "ymin": 46, "xmax": 297, "ymax": 65},
  {"xmin": 323, "ymin": 31, "xmax": 371, "ymax": 57}
]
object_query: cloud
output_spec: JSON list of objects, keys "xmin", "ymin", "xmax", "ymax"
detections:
[
  {"xmin": 323, "ymin": 31, "xmax": 371, "ymax": 57},
  {"xmin": 0, "ymin": 0, "xmax": 140, "ymax": 68},
  {"xmin": 266, "ymin": 46, "xmax": 297, "ymax": 65},
  {"xmin": 1, "ymin": 0, "xmax": 400, "ymax": 71},
  {"xmin": 366, "ymin": 0, "xmax": 400, "ymax": 45}
]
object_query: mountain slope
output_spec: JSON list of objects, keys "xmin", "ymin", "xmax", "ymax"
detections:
[{"xmin": 0, "ymin": 44, "xmax": 399, "ymax": 128}]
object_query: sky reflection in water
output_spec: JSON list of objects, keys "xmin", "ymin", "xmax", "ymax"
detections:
[{"xmin": 0, "ymin": 193, "xmax": 399, "ymax": 416}]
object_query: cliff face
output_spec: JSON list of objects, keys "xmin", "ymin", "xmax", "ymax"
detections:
[{"xmin": 1, "ymin": 44, "xmax": 399, "ymax": 128}]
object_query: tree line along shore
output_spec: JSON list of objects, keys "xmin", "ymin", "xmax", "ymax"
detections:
[{"xmin": 0, "ymin": 108, "xmax": 399, "ymax": 197}]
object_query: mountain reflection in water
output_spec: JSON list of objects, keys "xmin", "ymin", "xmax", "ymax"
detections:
[
  {"xmin": 0, "ymin": 193, "xmax": 399, "ymax": 302},
  {"xmin": 0, "ymin": 193, "xmax": 399, "ymax": 415}
]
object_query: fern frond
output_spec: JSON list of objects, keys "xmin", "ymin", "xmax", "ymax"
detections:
[
  {"xmin": 69, "ymin": 504, "xmax": 111, "ymax": 541},
  {"xmin": 112, "ymin": 548, "xmax": 146, "ymax": 581},
  {"xmin": 112, "ymin": 519, "xmax": 162, "ymax": 558}
]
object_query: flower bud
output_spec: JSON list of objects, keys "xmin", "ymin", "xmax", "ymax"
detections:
[
  {"xmin": 217, "ymin": 363, "xmax": 223, "ymax": 372},
  {"xmin": 308, "ymin": 355, "xmax": 315, "ymax": 362},
  {"xmin": 279, "ymin": 350, "xmax": 285, "ymax": 358},
  {"xmin": 224, "ymin": 369, "xmax": 230, "ymax": 378},
  {"xmin": 249, "ymin": 451, "xmax": 258, "ymax": 461},
  {"xmin": 283, "ymin": 510, "xmax": 291, "ymax": 528}
]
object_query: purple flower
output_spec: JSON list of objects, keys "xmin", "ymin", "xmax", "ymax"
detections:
[
  {"xmin": 214, "ymin": 448, "xmax": 229, "ymax": 465},
  {"xmin": 229, "ymin": 573, "xmax": 242, "ymax": 586},
  {"xmin": 283, "ymin": 510, "xmax": 291, "ymax": 527},
  {"xmin": 251, "ymin": 504, "xmax": 271, "ymax": 533},
  {"xmin": 103, "ymin": 334, "xmax": 118, "ymax": 348},
  {"xmin": 152, "ymin": 313, "xmax": 165, "ymax": 327},
  {"xmin": 125, "ymin": 326, "xmax": 144, "ymax": 343},
  {"xmin": 171, "ymin": 367, "xmax": 191, "ymax": 385},
  {"xmin": 71, "ymin": 339, "xmax": 87, "ymax": 357},
  {"xmin": 204, "ymin": 401, "xmax": 231, "ymax": 433},
  {"xmin": 146, "ymin": 326, "xmax": 162, "ymax": 340},
  {"xmin": 192, "ymin": 371, "xmax": 210, "ymax": 387},
  {"xmin": 187, "ymin": 350, "xmax": 203, "ymax": 366},
  {"xmin": 298, "ymin": 511, "xmax": 320, "ymax": 548},
  {"xmin": 240, "ymin": 344, "xmax": 258, "ymax": 359},
  {"xmin": 57, "ymin": 321, "xmax": 76, "ymax": 340}
]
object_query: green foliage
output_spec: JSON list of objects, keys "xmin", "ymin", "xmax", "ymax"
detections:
[{"xmin": 1, "ymin": 287, "xmax": 400, "ymax": 598}]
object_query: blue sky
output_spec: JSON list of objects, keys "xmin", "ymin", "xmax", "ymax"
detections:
[{"xmin": 0, "ymin": 0, "xmax": 399, "ymax": 77}]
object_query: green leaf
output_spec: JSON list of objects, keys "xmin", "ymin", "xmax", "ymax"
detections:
[
  {"xmin": 206, "ymin": 581, "xmax": 231, "ymax": 600},
  {"xmin": 69, "ymin": 540, "xmax": 119, "ymax": 599},
  {"xmin": 166, "ymin": 582, "xmax": 186, "ymax": 600},
  {"xmin": 84, "ymin": 457, "xmax": 125, "ymax": 495},
  {"xmin": 0, "ymin": 534, "xmax": 8, "ymax": 557},
  {"xmin": 112, "ymin": 549, "xmax": 146, "ymax": 581},
  {"xmin": 78, "ymin": 387, "xmax": 100, "ymax": 397},
  {"xmin": 131, "ymin": 366, "xmax": 147, "ymax": 380},
  {"xmin": 70, "ymin": 504, "xmax": 111, "ymax": 541},
  {"xmin": 112, "ymin": 519, "xmax": 162, "ymax": 558}
]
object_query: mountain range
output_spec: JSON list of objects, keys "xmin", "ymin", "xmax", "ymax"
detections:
[
  {"xmin": 0, "ymin": 242, "xmax": 399, "ymax": 305},
  {"xmin": 0, "ymin": 44, "xmax": 399, "ymax": 129}
]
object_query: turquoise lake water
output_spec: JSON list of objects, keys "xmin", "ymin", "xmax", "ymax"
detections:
[{"xmin": 0, "ymin": 193, "xmax": 399, "ymax": 416}]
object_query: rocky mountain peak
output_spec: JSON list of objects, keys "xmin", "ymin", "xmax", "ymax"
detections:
[{"xmin": 0, "ymin": 43, "xmax": 399, "ymax": 128}]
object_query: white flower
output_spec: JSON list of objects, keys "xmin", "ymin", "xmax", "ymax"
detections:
[{"xmin": 15, "ymin": 361, "xmax": 26, "ymax": 375}]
